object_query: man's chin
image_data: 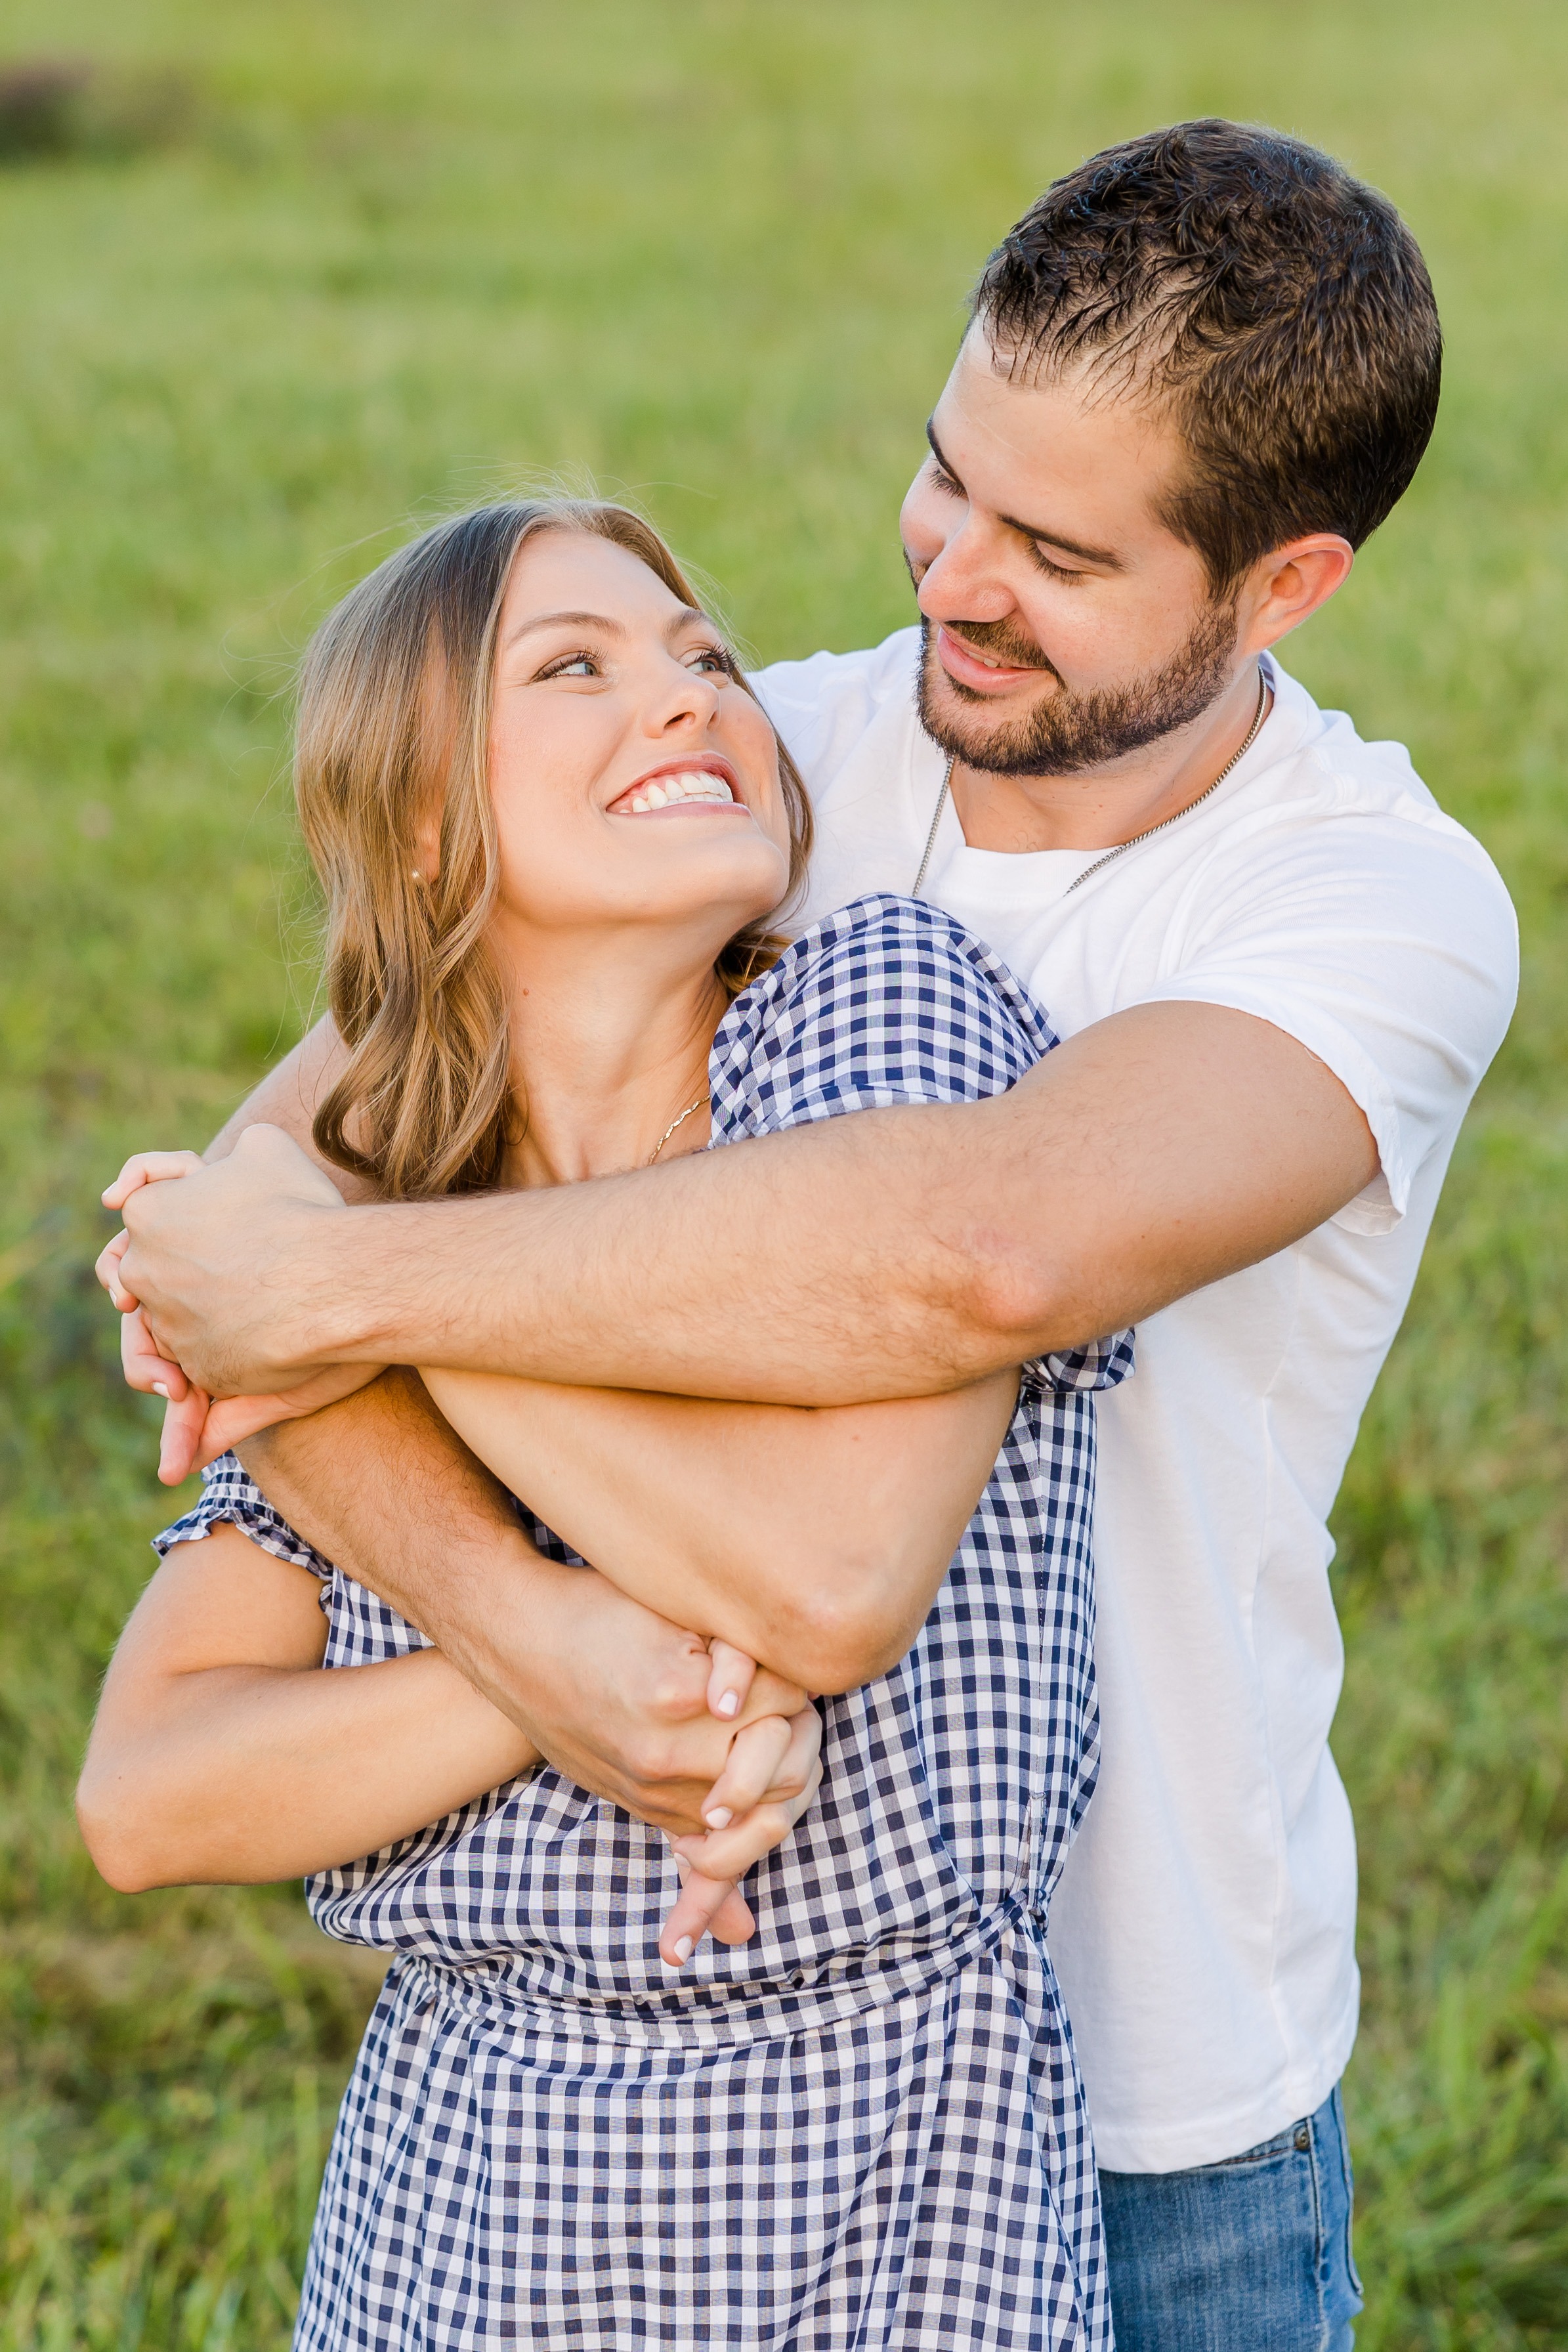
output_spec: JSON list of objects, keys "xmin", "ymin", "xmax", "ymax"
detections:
[
  {"xmin": 914, "ymin": 606, "xmax": 1241, "ymax": 779},
  {"xmin": 918, "ymin": 665, "xmax": 1064, "ymax": 776}
]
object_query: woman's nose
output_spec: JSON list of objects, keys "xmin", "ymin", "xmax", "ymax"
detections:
[{"xmin": 647, "ymin": 660, "xmax": 722, "ymax": 735}]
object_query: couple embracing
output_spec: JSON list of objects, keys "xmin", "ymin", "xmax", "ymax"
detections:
[{"xmin": 81, "ymin": 121, "xmax": 1516, "ymax": 2350}]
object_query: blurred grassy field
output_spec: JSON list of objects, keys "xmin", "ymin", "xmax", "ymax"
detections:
[{"xmin": 1, "ymin": 1, "xmax": 1565, "ymax": 2343}]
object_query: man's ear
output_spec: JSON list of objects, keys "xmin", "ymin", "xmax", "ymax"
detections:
[{"xmin": 1245, "ymin": 534, "xmax": 1355, "ymax": 653}]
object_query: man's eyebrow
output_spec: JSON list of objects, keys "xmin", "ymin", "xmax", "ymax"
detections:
[{"xmin": 925, "ymin": 418, "xmax": 1125, "ymax": 572}]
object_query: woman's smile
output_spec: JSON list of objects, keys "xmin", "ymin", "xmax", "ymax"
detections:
[{"xmin": 608, "ymin": 755, "xmax": 749, "ymax": 818}]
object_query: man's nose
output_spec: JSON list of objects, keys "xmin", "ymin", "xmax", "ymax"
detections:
[{"xmin": 914, "ymin": 519, "xmax": 1017, "ymax": 626}]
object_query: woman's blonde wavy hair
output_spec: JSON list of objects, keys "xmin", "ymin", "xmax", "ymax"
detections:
[{"xmin": 295, "ymin": 499, "xmax": 813, "ymax": 1201}]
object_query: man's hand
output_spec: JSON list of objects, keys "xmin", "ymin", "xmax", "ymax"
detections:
[
  {"xmin": 98, "ymin": 1147, "xmax": 376, "ymax": 1481},
  {"xmin": 108, "ymin": 1296, "xmax": 374, "ymax": 1485},
  {"xmin": 108, "ymin": 1125, "xmax": 352, "ymax": 1395}
]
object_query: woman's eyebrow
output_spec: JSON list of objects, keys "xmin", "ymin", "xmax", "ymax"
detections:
[
  {"xmin": 505, "ymin": 608, "xmax": 628, "ymax": 646},
  {"xmin": 503, "ymin": 605, "xmax": 711, "ymax": 649}
]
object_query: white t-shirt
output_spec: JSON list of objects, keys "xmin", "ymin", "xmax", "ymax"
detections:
[{"xmin": 755, "ymin": 627, "xmax": 1518, "ymax": 2173}]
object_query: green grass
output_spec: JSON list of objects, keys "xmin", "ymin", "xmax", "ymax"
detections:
[{"xmin": 1, "ymin": 1, "xmax": 1565, "ymax": 2341}]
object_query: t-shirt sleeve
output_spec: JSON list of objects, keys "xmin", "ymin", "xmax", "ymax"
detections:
[
  {"xmin": 1138, "ymin": 806, "xmax": 1519, "ymax": 1233},
  {"xmin": 751, "ymin": 631, "xmax": 922, "ymax": 804},
  {"xmin": 152, "ymin": 1451, "xmax": 335, "ymax": 1580},
  {"xmin": 710, "ymin": 891, "xmax": 1132, "ymax": 1391}
]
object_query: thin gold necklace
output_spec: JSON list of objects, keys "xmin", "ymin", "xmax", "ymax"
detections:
[{"xmin": 647, "ymin": 1092, "xmax": 710, "ymax": 1165}]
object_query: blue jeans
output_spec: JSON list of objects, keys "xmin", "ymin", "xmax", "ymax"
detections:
[{"xmin": 1099, "ymin": 2085, "xmax": 1363, "ymax": 2351}]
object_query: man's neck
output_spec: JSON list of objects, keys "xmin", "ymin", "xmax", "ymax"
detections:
[{"xmin": 949, "ymin": 660, "xmax": 1269, "ymax": 855}]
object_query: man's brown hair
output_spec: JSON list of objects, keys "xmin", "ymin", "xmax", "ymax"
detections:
[{"xmin": 973, "ymin": 119, "xmax": 1441, "ymax": 589}]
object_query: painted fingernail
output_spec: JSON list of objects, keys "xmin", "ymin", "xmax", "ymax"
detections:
[
  {"xmin": 704, "ymin": 1807, "xmax": 732, "ymax": 1829},
  {"xmin": 674, "ymin": 1936, "xmax": 693, "ymax": 1963},
  {"xmin": 715, "ymin": 1690, "xmax": 740, "ymax": 1717}
]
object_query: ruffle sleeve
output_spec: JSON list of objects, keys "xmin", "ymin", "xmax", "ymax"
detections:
[{"xmin": 152, "ymin": 1451, "xmax": 335, "ymax": 1579}]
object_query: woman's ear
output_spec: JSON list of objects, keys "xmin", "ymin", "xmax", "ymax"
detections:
[{"xmin": 410, "ymin": 810, "xmax": 441, "ymax": 886}]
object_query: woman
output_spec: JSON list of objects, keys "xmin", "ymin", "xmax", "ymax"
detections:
[{"xmin": 79, "ymin": 500, "xmax": 1130, "ymax": 2349}]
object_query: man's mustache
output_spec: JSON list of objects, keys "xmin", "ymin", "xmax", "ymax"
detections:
[{"xmin": 933, "ymin": 616, "xmax": 1059, "ymax": 677}]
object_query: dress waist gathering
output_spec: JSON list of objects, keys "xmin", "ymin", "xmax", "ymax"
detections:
[{"xmin": 368, "ymin": 1888, "xmax": 1044, "ymax": 2053}]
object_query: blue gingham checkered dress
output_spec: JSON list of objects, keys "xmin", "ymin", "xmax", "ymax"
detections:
[{"xmin": 156, "ymin": 895, "xmax": 1132, "ymax": 2351}]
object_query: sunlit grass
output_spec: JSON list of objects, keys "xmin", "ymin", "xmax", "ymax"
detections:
[{"xmin": 2, "ymin": 2, "xmax": 1565, "ymax": 2341}]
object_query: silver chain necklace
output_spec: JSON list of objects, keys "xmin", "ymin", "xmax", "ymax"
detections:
[
  {"xmin": 911, "ymin": 662, "xmax": 1271, "ymax": 901},
  {"xmin": 910, "ymin": 758, "xmax": 955, "ymax": 899}
]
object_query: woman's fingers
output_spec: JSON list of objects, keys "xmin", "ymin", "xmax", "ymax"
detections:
[
  {"xmin": 673, "ymin": 1709, "xmax": 825, "ymax": 1886},
  {"xmin": 658, "ymin": 1706, "xmax": 826, "ymax": 1966},
  {"xmin": 700, "ymin": 1701, "xmax": 821, "ymax": 1831},
  {"xmin": 705, "ymin": 1640, "xmax": 757, "ymax": 1722},
  {"xmin": 101, "ymin": 1149, "xmax": 203, "ymax": 1212},
  {"xmin": 119, "ymin": 1302, "xmax": 192, "ymax": 1401},
  {"xmin": 769, "ymin": 1705, "xmax": 824, "ymax": 1816},
  {"xmin": 158, "ymin": 1388, "xmax": 212, "ymax": 1487},
  {"xmin": 658, "ymin": 1860, "xmax": 754, "ymax": 1968},
  {"xmin": 707, "ymin": 1885, "xmax": 757, "ymax": 1947},
  {"xmin": 194, "ymin": 1365, "xmax": 386, "ymax": 1477},
  {"xmin": 160, "ymin": 1377, "xmax": 376, "ymax": 1489},
  {"xmin": 95, "ymin": 1229, "xmax": 137, "ymax": 1311},
  {"xmin": 697, "ymin": 1713, "xmax": 794, "ymax": 1831},
  {"xmin": 669, "ymin": 1776, "xmax": 822, "ymax": 1889}
]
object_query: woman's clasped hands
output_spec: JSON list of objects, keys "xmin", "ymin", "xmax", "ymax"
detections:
[{"xmin": 95, "ymin": 1145, "xmax": 822, "ymax": 1970}]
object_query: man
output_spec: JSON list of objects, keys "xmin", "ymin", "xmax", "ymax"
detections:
[{"xmin": 112, "ymin": 121, "xmax": 1516, "ymax": 2347}]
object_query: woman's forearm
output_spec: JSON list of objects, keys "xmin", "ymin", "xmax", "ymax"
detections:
[
  {"xmin": 421, "ymin": 1367, "xmax": 1016, "ymax": 1693},
  {"xmin": 78, "ymin": 1645, "xmax": 538, "ymax": 1891}
]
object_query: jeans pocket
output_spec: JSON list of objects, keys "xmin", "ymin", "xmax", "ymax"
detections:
[
  {"xmin": 1335, "ymin": 2097, "xmax": 1365, "ymax": 2299},
  {"xmin": 1318, "ymin": 2084, "xmax": 1365, "ymax": 2328}
]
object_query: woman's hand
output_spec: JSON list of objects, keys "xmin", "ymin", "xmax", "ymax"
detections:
[
  {"xmin": 657, "ymin": 1650, "xmax": 823, "ymax": 1969},
  {"xmin": 98, "ymin": 1151, "xmax": 381, "ymax": 1484}
]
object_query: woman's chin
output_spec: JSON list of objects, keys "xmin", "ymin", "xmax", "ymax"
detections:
[{"xmin": 620, "ymin": 839, "xmax": 790, "ymax": 930}]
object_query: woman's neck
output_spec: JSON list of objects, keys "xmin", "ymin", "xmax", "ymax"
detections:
[{"xmin": 497, "ymin": 926, "xmax": 729, "ymax": 1187}]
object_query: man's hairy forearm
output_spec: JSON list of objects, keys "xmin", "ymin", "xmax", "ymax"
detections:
[
  {"xmin": 215, "ymin": 1000, "xmax": 1375, "ymax": 1405},
  {"xmin": 234, "ymin": 1369, "xmax": 542, "ymax": 1694},
  {"xmin": 232, "ymin": 1368, "xmax": 814, "ymax": 1835},
  {"xmin": 121, "ymin": 999, "xmax": 1374, "ymax": 1405}
]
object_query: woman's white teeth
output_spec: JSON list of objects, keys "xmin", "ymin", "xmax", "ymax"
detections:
[{"xmin": 624, "ymin": 771, "xmax": 735, "ymax": 813}]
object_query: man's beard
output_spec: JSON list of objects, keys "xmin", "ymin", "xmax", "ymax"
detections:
[{"xmin": 916, "ymin": 597, "xmax": 1240, "ymax": 778}]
